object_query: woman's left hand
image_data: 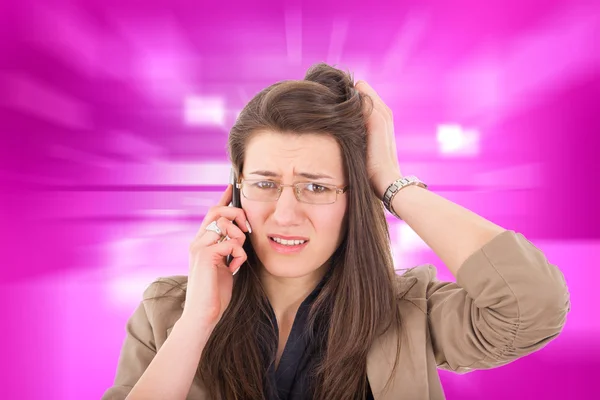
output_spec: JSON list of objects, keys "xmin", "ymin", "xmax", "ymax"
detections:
[{"xmin": 355, "ymin": 80, "xmax": 403, "ymax": 199}]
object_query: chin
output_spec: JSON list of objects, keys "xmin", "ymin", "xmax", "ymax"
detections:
[{"xmin": 259, "ymin": 259, "xmax": 315, "ymax": 278}]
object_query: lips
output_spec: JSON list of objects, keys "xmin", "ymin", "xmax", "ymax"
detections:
[
  {"xmin": 268, "ymin": 236, "xmax": 309, "ymax": 254},
  {"xmin": 267, "ymin": 234, "xmax": 310, "ymax": 241},
  {"xmin": 270, "ymin": 236, "xmax": 306, "ymax": 245}
]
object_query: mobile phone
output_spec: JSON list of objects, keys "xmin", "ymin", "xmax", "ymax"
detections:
[
  {"xmin": 231, "ymin": 167, "xmax": 241, "ymax": 208},
  {"xmin": 227, "ymin": 167, "xmax": 241, "ymax": 266}
]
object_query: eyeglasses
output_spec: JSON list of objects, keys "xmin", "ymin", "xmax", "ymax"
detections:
[{"xmin": 236, "ymin": 179, "xmax": 348, "ymax": 205}]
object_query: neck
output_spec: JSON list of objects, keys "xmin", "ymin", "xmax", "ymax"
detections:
[{"xmin": 259, "ymin": 264, "xmax": 329, "ymax": 322}]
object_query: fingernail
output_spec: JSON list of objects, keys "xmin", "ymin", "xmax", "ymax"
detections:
[
  {"xmin": 232, "ymin": 266, "xmax": 241, "ymax": 276},
  {"xmin": 245, "ymin": 221, "xmax": 252, "ymax": 233}
]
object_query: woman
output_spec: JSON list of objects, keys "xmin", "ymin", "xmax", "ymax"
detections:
[{"xmin": 102, "ymin": 63, "xmax": 570, "ymax": 400}]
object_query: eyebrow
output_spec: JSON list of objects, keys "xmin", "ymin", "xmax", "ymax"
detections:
[{"xmin": 247, "ymin": 170, "xmax": 335, "ymax": 180}]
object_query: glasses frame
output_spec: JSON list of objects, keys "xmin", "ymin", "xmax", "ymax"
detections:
[{"xmin": 236, "ymin": 179, "xmax": 349, "ymax": 205}]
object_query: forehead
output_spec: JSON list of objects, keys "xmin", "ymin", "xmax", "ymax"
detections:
[{"xmin": 244, "ymin": 131, "xmax": 344, "ymax": 178}]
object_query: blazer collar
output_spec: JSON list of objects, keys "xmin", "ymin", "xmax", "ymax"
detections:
[{"xmin": 394, "ymin": 273, "xmax": 418, "ymax": 299}]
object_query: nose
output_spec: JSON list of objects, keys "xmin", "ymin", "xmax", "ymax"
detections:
[{"xmin": 271, "ymin": 185, "xmax": 304, "ymax": 226}]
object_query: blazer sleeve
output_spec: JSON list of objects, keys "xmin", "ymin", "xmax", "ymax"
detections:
[
  {"xmin": 419, "ymin": 230, "xmax": 570, "ymax": 373},
  {"xmin": 101, "ymin": 282, "xmax": 162, "ymax": 400}
]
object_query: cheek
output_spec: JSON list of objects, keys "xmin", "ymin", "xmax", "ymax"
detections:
[
  {"xmin": 313, "ymin": 203, "xmax": 347, "ymax": 237},
  {"xmin": 240, "ymin": 202, "xmax": 269, "ymax": 228}
]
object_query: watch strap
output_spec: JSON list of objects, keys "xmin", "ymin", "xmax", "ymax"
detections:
[{"xmin": 382, "ymin": 175, "xmax": 428, "ymax": 219}]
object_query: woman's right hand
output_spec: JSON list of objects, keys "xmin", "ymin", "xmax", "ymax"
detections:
[{"xmin": 182, "ymin": 184, "xmax": 251, "ymax": 329}]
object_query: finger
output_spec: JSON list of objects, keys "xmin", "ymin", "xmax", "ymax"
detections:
[
  {"xmin": 198, "ymin": 206, "xmax": 251, "ymax": 235},
  {"xmin": 191, "ymin": 222, "xmax": 223, "ymax": 248},
  {"xmin": 356, "ymin": 80, "xmax": 384, "ymax": 107},
  {"xmin": 197, "ymin": 217, "xmax": 246, "ymax": 247},
  {"xmin": 229, "ymin": 254, "xmax": 246, "ymax": 275},
  {"xmin": 217, "ymin": 217, "xmax": 246, "ymax": 244},
  {"xmin": 367, "ymin": 106, "xmax": 391, "ymax": 135},
  {"xmin": 356, "ymin": 80, "xmax": 393, "ymax": 119},
  {"xmin": 211, "ymin": 240, "xmax": 248, "ymax": 273},
  {"xmin": 213, "ymin": 207, "xmax": 251, "ymax": 233},
  {"xmin": 195, "ymin": 217, "xmax": 229, "ymax": 245},
  {"xmin": 188, "ymin": 239, "xmax": 247, "ymax": 276},
  {"xmin": 217, "ymin": 184, "xmax": 233, "ymax": 207}
]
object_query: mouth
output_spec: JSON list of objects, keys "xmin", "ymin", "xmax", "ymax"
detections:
[{"xmin": 268, "ymin": 235, "xmax": 309, "ymax": 254}]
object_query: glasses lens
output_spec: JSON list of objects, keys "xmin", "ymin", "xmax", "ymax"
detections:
[
  {"xmin": 243, "ymin": 180, "xmax": 280, "ymax": 201},
  {"xmin": 297, "ymin": 183, "xmax": 336, "ymax": 204},
  {"xmin": 242, "ymin": 181, "xmax": 339, "ymax": 204}
]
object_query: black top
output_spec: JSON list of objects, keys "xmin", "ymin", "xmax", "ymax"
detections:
[{"xmin": 262, "ymin": 268, "xmax": 375, "ymax": 400}]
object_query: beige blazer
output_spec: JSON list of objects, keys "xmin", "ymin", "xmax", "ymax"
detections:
[{"xmin": 102, "ymin": 230, "xmax": 570, "ymax": 400}]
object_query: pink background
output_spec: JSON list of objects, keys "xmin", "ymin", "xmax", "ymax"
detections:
[{"xmin": 1, "ymin": 0, "xmax": 598, "ymax": 398}]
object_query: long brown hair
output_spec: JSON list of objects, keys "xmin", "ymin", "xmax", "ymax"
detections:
[{"xmin": 197, "ymin": 63, "xmax": 403, "ymax": 399}]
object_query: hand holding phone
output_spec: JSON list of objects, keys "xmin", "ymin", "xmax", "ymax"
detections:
[{"xmin": 183, "ymin": 173, "xmax": 251, "ymax": 328}]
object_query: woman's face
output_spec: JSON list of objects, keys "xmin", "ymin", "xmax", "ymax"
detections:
[{"xmin": 241, "ymin": 131, "xmax": 348, "ymax": 279}]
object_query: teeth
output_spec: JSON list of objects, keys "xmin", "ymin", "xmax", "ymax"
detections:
[{"xmin": 272, "ymin": 237, "xmax": 306, "ymax": 246}]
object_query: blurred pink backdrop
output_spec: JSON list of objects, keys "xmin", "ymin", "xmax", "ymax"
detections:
[{"xmin": 1, "ymin": 0, "xmax": 598, "ymax": 398}]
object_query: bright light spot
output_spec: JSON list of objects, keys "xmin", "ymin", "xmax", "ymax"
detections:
[
  {"xmin": 184, "ymin": 95, "xmax": 226, "ymax": 126},
  {"xmin": 106, "ymin": 238, "xmax": 146, "ymax": 271},
  {"xmin": 436, "ymin": 124, "xmax": 480, "ymax": 156},
  {"xmin": 136, "ymin": 52, "xmax": 192, "ymax": 102},
  {"xmin": 107, "ymin": 274, "xmax": 160, "ymax": 308}
]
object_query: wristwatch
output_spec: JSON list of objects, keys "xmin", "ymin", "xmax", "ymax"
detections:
[{"xmin": 382, "ymin": 175, "xmax": 428, "ymax": 219}]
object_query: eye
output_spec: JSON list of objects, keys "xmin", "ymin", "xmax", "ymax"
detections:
[
  {"xmin": 255, "ymin": 181, "xmax": 278, "ymax": 189},
  {"xmin": 305, "ymin": 183, "xmax": 329, "ymax": 193}
]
